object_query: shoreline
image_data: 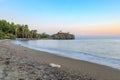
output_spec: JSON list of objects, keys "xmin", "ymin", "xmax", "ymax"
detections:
[
  {"xmin": 13, "ymin": 39, "xmax": 120, "ymax": 71},
  {"xmin": 0, "ymin": 40, "xmax": 120, "ymax": 80}
]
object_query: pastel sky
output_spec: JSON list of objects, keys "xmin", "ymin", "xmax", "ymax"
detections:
[{"xmin": 0, "ymin": 0, "xmax": 120, "ymax": 36}]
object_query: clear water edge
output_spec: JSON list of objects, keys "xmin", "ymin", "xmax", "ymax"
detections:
[{"xmin": 12, "ymin": 39, "xmax": 120, "ymax": 70}]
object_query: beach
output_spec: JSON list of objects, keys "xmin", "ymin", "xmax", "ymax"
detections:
[{"xmin": 0, "ymin": 40, "xmax": 120, "ymax": 80}]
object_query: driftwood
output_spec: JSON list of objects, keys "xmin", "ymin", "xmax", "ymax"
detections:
[{"xmin": 49, "ymin": 63, "xmax": 61, "ymax": 68}]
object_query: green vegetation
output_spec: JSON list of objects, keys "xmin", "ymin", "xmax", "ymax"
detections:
[
  {"xmin": 0, "ymin": 30, "xmax": 5, "ymax": 39},
  {"xmin": 0, "ymin": 19, "xmax": 75, "ymax": 40},
  {"xmin": 0, "ymin": 20, "xmax": 48, "ymax": 39},
  {"xmin": 40, "ymin": 33, "xmax": 49, "ymax": 38},
  {"xmin": 51, "ymin": 31, "xmax": 75, "ymax": 40}
]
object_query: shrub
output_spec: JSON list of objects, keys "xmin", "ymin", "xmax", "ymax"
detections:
[
  {"xmin": 0, "ymin": 30, "xmax": 5, "ymax": 39},
  {"xmin": 6, "ymin": 34, "xmax": 16, "ymax": 39}
]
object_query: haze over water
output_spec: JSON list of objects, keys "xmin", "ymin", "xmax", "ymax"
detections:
[{"xmin": 13, "ymin": 38, "xmax": 120, "ymax": 70}]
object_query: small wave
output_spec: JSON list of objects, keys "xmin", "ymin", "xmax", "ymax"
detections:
[{"xmin": 12, "ymin": 40, "xmax": 120, "ymax": 70}]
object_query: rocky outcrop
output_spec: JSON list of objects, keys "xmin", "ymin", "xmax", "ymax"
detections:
[{"xmin": 51, "ymin": 31, "xmax": 75, "ymax": 40}]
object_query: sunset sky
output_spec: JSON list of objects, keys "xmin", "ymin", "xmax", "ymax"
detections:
[{"xmin": 0, "ymin": 0, "xmax": 120, "ymax": 36}]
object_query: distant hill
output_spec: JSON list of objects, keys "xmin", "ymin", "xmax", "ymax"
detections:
[{"xmin": 51, "ymin": 31, "xmax": 75, "ymax": 40}]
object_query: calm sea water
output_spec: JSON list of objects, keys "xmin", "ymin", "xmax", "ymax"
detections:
[{"xmin": 13, "ymin": 39, "xmax": 120, "ymax": 70}]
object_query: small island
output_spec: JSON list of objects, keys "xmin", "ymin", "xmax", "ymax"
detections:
[
  {"xmin": 51, "ymin": 31, "xmax": 75, "ymax": 40},
  {"xmin": 0, "ymin": 20, "xmax": 75, "ymax": 40}
]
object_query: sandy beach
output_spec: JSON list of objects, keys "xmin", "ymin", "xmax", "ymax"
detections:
[{"xmin": 0, "ymin": 40, "xmax": 120, "ymax": 80}]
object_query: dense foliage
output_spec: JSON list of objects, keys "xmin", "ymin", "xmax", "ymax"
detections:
[
  {"xmin": 0, "ymin": 20, "xmax": 49, "ymax": 39},
  {"xmin": 0, "ymin": 20, "xmax": 75, "ymax": 40}
]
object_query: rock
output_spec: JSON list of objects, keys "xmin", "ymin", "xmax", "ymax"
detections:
[
  {"xmin": 49, "ymin": 63, "xmax": 61, "ymax": 68},
  {"xmin": 0, "ymin": 56, "xmax": 4, "ymax": 61},
  {"xmin": 18, "ymin": 78, "xmax": 24, "ymax": 80},
  {"xmin": 36, "ymin": 77, "xmax": 42, "ymax": 80},
  {"xmin": 0, "ymin": 48, "xmax": 96, "ymax": 80},
  {"xmin": 51, "ymin": 31, "xmax": 75, "ymax": 40}
]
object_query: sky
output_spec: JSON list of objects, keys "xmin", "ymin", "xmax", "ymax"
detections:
[{"xmin": 0, "ymin": 0, "xmax": 120, "ymax": 36}]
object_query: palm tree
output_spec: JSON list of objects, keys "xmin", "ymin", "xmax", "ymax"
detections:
[
  {"xmin": 15, "ymin": 26, "xmax": 18, "ymax": 37},
  {"xmin": 24, "ymin": 25, "xmax": 29, "ymax": 38}
]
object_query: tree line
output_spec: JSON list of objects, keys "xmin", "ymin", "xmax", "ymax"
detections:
[
  {"xmin": 0, "ymin": 20, "xmax": 49, "ymax": 39},
  {"xmin": 0, "ymin": 19, "xmax": 75, "ymax": 40}
]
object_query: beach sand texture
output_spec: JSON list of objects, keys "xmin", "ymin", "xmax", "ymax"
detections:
[{"xmin": 0, "ymin": 40, "xmax": 120, "ymax": 80}]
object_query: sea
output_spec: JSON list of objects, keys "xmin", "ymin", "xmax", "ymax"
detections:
[{"xmin": 13, "ymin": 38, "xmax": 120, "ymax": 70}]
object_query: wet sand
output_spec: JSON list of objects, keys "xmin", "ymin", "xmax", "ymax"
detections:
[{"xmin": 0, "ymin": 40, "xmax": 120, "ymax": 80}]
